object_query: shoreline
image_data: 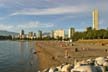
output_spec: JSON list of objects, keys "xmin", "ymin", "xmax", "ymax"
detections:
[{"xmin": 35, "ymin": 41, "xmax": 64, "ymax": 70}]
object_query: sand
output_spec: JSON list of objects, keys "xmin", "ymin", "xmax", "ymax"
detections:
[{"xmin": 35, "ymin": 40, "xmax": 108, "ymax": 71}]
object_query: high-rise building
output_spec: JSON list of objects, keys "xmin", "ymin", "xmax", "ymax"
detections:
[
  {"xmin": 92, "ymin": 9, "xmax": 99, "ymax": 30},
  {"xmin": 28, "ymin": 32, "xmax": 33, "ymax": 39},
  {"xmin": 38, "ymin": 30, "xmax": 42, "ymax": 38},
  {"xmin": 27, "ymin": 32, "xmax": 36, "ymax": 39},
  {"xmin": 51, "ymin": 30, "xmax": 54, "ymax": 38},
  {"xmin": 68, "ymin": 27, "xmax": 75, "ymax": 39},
  {"xmin": 33, "ymin": 33, "xmax": 36, "ymax": 38},
  {"xmin": 19, "ymin": 29, "xmax": 25, "ymax": 39},
  {"xmin": 20, "ymin": 29, "xmax": 24, "ymax": 35},
  {"xmin": 28, "ymin": 32, "xmax": 33, "ymax": 37},
  {"xmin": 34, "ymin": 33, "xmax": 36, "ymax": 36},
  {"xmin": 54, "ymin": 29, "xmax": 65, "ymax": 39}
]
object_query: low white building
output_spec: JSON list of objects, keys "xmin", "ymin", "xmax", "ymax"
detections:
[{"xmin": 54, "ymin": 29, "xmax": 65, "ymax": 39}]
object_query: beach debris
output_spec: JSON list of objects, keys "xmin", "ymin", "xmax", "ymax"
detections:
[
  {"xmin": 42, "ymin": 68, "xmax": 50, "ymax": 72},
  {"xmin": 32, "ymin": 48, "xmax": 37, "ymax": 54},
  {"xmin": 105, "ymin": 49, "xmax": 108, "ymax": 53},
  {"xmin": 101, "ymin": 43, "xmax": 105, "ymax": 46},
  {"xmin": 61, "ymin": 64, "xmax": 73, "ymax": 72},
  {"xmin": 87, "ymin": 58, "xmax": 95, "ymax": 65},
  {"xmin": 51, "ymin": 56, "xmax": 56, "ymax": 60},
  {"xmin": 48, "ymin": 67, "xmax": 58, "ymax": 72},
  {"xmin": 71, "ymin": 65, "xmax": 98, "ymax": 72},
  {"xmin": 30, "ymin": 60, "xmax": 33, "ymax": 65},
  {"xmin": 40, "ymin": 56, "xmax": 108, "ymax": 72},
  {"xmin": 95, "ymin": 57, "xmax": 106, "ymax": 66},
  {"xmin": 75, "ymin": 48, "xmax": 78, "ymax": 52}
]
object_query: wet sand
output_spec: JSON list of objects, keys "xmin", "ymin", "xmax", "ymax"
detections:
[{"xmin": 35, "ymin": 40, "xmax": 108, "ymax": 71}]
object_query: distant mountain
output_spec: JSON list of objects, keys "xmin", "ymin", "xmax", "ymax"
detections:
[{"xmin": 0, "ymin": 30, "xmax": 19, "ymax": 36}]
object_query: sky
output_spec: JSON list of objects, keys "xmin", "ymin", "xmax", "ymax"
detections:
[{"xmin": 0, "ymin": 0, "xmax": 108, "ymax": 33}]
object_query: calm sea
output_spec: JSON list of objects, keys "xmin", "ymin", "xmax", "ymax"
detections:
[{"xmin": 0, "ymin": 41, "xmax": 38, "ymax": 72}]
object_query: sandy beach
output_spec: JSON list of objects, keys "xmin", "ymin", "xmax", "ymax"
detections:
[{"xmin": 35, "ymin": 40, "xmax": 108, "ymax": 71}]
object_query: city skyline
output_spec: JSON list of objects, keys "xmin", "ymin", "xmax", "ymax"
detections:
[{"xmin": 0, "ymin": 0, "xmax": 108, "ymax": 33}]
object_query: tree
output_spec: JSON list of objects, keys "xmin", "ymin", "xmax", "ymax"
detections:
[{"xmin": 86, "ymin": 27, "xmax": 92, "ymax": 32}]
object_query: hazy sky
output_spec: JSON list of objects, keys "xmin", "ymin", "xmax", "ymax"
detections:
[{"xmin": 0, "ymin": 0, "xmax": 108, "ymax": 33}]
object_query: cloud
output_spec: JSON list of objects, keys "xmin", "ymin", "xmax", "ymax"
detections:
[
  {"xmin": 0, "ymin": 4, "xmax": 5, "ymax": 7},
  {"xmin": 17, "ymin": 21, "xmax": 54, "ymax": 29},
  {"xmin": 57, "ymin": 15, "xmax": 76, "ymax": 21},
  {"xmin": 0, "ymin": 0, "xmax": 107, "ymax": 20},
  {"xmin": 0, "ymin": 17, "xmax": 6, "ymax": 20},
  {"xmin": 0, "ymin": 24, "xmax": 13, "ymax": 30},
  {"xmin": 0, "ymin": 21, "xmax": 54, "ymax": 31},
  {"xmin": 11, "ymin": 5, "xmax": 89, "ymax": 16},
  {"xmin": 0, "ymin": 16, "xmax": 10, "ymax": 20}
]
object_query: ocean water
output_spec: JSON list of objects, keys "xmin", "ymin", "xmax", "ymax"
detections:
[{"xmin": 0, "ymin": 41, "xmax": 38, "ymax": 72}]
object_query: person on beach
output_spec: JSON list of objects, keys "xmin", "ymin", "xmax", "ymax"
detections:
[{"xmin": 65, "ymin": 49, "xmax": 69, "ymax": 59}]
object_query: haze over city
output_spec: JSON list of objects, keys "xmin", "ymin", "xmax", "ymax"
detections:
[{"xmin": 0, "ymin": 0, "xmax": 108, "ymax": 33}]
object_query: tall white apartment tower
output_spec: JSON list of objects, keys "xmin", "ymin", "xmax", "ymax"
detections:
[
  {"xmin": 68, "ymin": 27, "xmax": 75, "ymax": 39},
  {"xmin": 92, "ymin": 9, "xmax": 99, "ymax": 30}
]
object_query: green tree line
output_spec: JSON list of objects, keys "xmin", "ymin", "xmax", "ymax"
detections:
[{"xmin": 72, "ymin": 27, "xmax": 108, "ymax": 41}]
